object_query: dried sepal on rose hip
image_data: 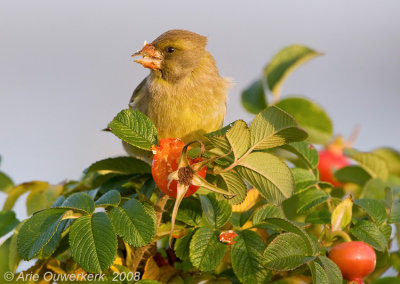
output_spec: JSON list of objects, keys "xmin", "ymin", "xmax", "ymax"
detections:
[
  {"xmin": 151, "ymin": 138, "xmax": 236, "ymax": 244},
  {"xmin": 219, "ymin": 230, "xmax": 238, "ymax": 245}
]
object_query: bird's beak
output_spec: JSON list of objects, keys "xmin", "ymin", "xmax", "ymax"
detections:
[{"xmin": 131, "ymin": 42, "xmax": 162, "ymax": 70}]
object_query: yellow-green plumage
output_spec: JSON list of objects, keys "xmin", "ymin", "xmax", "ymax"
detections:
[{"xmin": 128, "ymin": 30, "xmax": 229, "ymax": 144}]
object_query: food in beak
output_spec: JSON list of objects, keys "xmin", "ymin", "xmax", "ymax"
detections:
[{"xmin": 131, "ymin": 43, "xmax": 162, "ymax": 70}]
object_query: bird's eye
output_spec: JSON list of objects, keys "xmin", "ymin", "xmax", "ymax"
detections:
[{"xmin": 167, "ymin": 46, "xmax": 175, "ymax": 53}]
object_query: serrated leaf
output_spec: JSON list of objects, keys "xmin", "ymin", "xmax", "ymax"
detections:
[
  {"xmin": 355, "ymin": 198, "xmax": 387, "ymax": 225},
  {"xmin": 282, "ymin": 141, "xmax": 319, "ymax": 169},
  {"xmin": 308, "ymin": 261, "xmax": 329, "ymax": 284},
  {"xmin": 231, "ymin": 230, "xmax": 271, "ymax": 283},
  {"xmin": 345, "ymin": 149, "xmax": 389, "ymax": 180},
  {"xmin": 108, "ymin": 109, "xmax": 158, "ymax": 150},
  {"xmin": 0, "ymin": 171, "xmax": 14, "ymax": 192},
  {"xmin": 389, "ymin": 201, "xmax": 400, "ymax": 224},
  {"xmin": 95, "ymin": 190, "xmax": 121, "ymax": 207},
  {"xmin": 26, "ymin": 184, "xmax": 62, "ymax": 215},
  {"xmin": 305, "ymin": 210, "xmax": 331, "ymax": 225},
  {"xmin": 264, "ymin": 45, "xmax": 321, "ymax": 98},
  {"xmin": 17, "ymin": 208, "xmax": 68, "ymax": 260},
  {"xmin": 205, "ymin": 123, "xmax": 234, "ymax": 153},
  {"xmin": 109, "ymin": 199, "xmax": 155, "ymax": 247},
  {"xmin": 217, "ymin": 172, "xmax": 247, "ymax": 205},
  {"xmin": 295, "ymin": 187, "xmax": 329, "ymax": 214},
  {"xmin": 0, "ymin": 210, "xmax": 19, "ymax": 238},
  {"xmin": 334, "ymin": 165, "xmax": 372, "ymax": 185},
  {"xmin": 176, "ymin": 197, "xmax": 203, "ymax": 226},
  {"xmin": 174, "ymin": 228, "xmax": 196, "ymax": 261},
  {"xmin": 331, "ymin": 196, "xmax": 353, "ymax": 231},
  {"xmin": 241, "ymin": 79, "xmax": 267, "ymax": 114},
  {"xmin": 9, "ymin": 221, "xmax": 24, "ymax": 273},
  {"xmin": 350, "ymin": 220, "xmax": 387, "ymax": 252},
  {"xmin": 380, "ymin": 223, "xmax": 392, "ymax": 243},
  {"xmin": 264, "ymin": 232, "xmax": 315, "ymax": 271},
  {"xmin": 291, "ymin": 168, "xmax": 317, "ymax": 193},
  {"xmin": 263, "ymin": 218, "xmax": 318, "ymax": 255},
  {"xmin": 199, "ymin": 193, "xmax": 232, "ymax": 228},
  {"xmin": 3, "ymin": 181, "xmax": 49, "ymax": 211},
  {"xmin": 317, "ymin": 256, "xmax": 343, "ymax": 284},
  {"xmin": 252, "ymin": 205, "xmax": 284, "ymax": 225},
  {"xmin": 87, "ymin": 157, "xmax": 151, "ymax": 175},
  {"xmin": 249, "ymin": 106, "xmax": 308, "ymax": 150},
  {"xmin": 373, "ymin": 147, "xmax": 400, "ymax": 175},
  {"xmin": 59, "ymin": 192, "xmax": 95, "ymax": 214},
  {"xmin": 189, "ymin": 227, "xmax": 228, "ymax": 271},
  {"xmin": 37, "ymin": 219, "xmax": 70, "ymax": 259},
  {"xmin": 230, "ymin": 211, "xmax": 253, "ymax": 228},
  {"xmin": 226, "ymin": 120, "xmax": 251, "ymax": 160},
  {"xmin": 70, "ymin": 212, "xmax": 117, "ymax": 273},
  {"xmin": 276, "ymin": 97, "xmax": 332, "ymax": 144},
  {"xmin": 236, "ymin": 152, "xmax": 294, "ymax": 205}
]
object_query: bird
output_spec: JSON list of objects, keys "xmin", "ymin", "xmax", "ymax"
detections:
[{"xmin": 124, "ymin": 29, "xmax": 229, "ymax": 159}]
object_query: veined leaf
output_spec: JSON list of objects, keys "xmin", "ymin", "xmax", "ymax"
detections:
[
  {"xmin": 176, "ymin": 197, "xmax": 203, "ymax": 226},
  {"xmin": 294, "ymin": 187, "xmax": 329, "ymax": 214},
  {"xmin": 345, "ymin": 149, "xmax": 389, "ymax": 180},
  {"xmin": 264, "ymin": 232, "xmax": 315, "ymax": 271},
  {"xmin": 87, "ymin": 157, "xmax": 151, "ymax": 175},
  {"xmin": 231, "ymin": 230, "xmax": 271, "ymax": 284},
  {"xmin": 309, "ymin": 256, "xmax": 342, "ymax": 284},
  {"xmin": 217, "ymin": 172, "xmax": 247, "ymax": 205},
  {"xmin": 334, "ymin": 165, "xmax": 372, "ymax": 185},
  {"xmin": 305, "ymin": 210, "xmax": 331, "ymax": 225},
  {"xmin": 252, "ymin": 204, "xmax": 284, "ymax": 226},
  {"xmin": 236, "ymin": 152, "xmax": 294, "ymax": 205},
  {"xmin": 291, "ymin": 168, "xmax": 317, "ymax": 193},
  {"xmin": 241, "ymin": 79, "xmax": 267, "ymax": 114},
  {"xmin": 9, "ymin": 221, "xmax": 24, "ymax": 273},
  {"xmin": 350, "ymin": 220, "xmax": 387, "ymax": 252},
  {"xmin": 18, "ymin": 208, "xmax": 68, "ymax": 260},
  {"xmin": 59, "ymin": 192, "xmax": 95, "ymax": 214},
  {"xmin": 69, "ymin": 212, "xmax": 117, "ymax": 273},
  {"xmin": 277, "ymin": 97, "xmax": 332, "ymax": 144},
  {"xmin": 26, "ymin": 184, "xmax": 63, "ymax": 215},
  {"xmin": 249, "ymin": 106, "xmax": 308, "ymax": 150},
  {"xmin": 226, "ymin": 120, "xmax": 251, "ymax": 160},
  {"xmin": 189, "ymin": 227, "xmax": 228, "ymax": 271},
  {"xmin": 355, "ymin": 198, "xmax": 387, "ymax": 225},
  {"xmin": 331, "ymin": 196, "xmax": 353, "ymax": 232},
  {"xmin": 264, "ymin": 45, "xmax": 322, "ymax": 98},
  {"xmin": 95, "ymin": 190, "xmax": 121, "ymax": 207},
  {"xmin": 389, "ymin": 201, "xmax": 400, "ymax": 224},
  {"xmin": 109, "ymin": 199, "xmax": 155, "ymax": 247},
  {"xmin": 0, "ymin": 210, "xmax": 19, "ymax": 238},
  {"xmin": 199, "ymin": 193, "xmax": 232, "ymax": 229},
  {"xmin": 204, "ymin": 123, "xmax": 234, "ymax": 153},
  {"xmin": 108, "ymin": 109, "xmax": 158, "ymax": 150},
  {"xmin": 174, "ymin": 228, "xmax": 196, "ymax": 261},
  {"xmin": 282, "ymin": 141, "xmax": 319, "ymax": 169},
  {"xmin": 3, "ymin": 181, "xmax": 49, "ymax": 211}
]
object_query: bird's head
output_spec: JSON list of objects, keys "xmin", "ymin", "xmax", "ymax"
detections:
[{"xmin": 132, "ymin": 29, "xmax": 208, "ymax": 82}]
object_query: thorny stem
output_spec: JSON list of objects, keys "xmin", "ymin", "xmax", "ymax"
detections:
[{"xmin": 129, "ymin": 194, "xmax": 169, "ymax": 273}]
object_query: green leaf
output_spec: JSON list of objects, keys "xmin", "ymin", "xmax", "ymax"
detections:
[
  {"xmin": 217, "ymin": 172, "xmax": 247, "ymax": 205},
  {"xmin": 136, "ymin": 280, "xmax": 163, "ymax": 284},
  {"xmin": 189, "ymin": 227, "xmax": 228, "ymax": 271},
  {"xmin": 249, "ymin": 106, "xmax": 308, "ymax": 150},
  {"xmin": 199, "ymin": 193, "xmax": 232, "ymax": 228},
  {"xmin": 264, "ymin": 45, "xmax": 321, "ymax": 98},
  {"xmin": 331, "ymin": 196, "xmax": 353, "ymax": 231},
  {"xmin": 276, "ymin": 97, "xmax": 332, "ymax": 144},
  {"xmin": 140, "ymin": 179, "xmax": 156, "ymax": 200},
  {"xmin": 309, "ymin": 256, "xmax": 343, "ymax": 284},
  {"xmin": 380, "ymin": 223, "xmax": 392, "ymax": 243},
  {"xmin": 345, "ymin": 149, "xmax": 389, "ymax": 180},
  {"xmin": 109, "ymin": 199, "xmax": 155, "ymax": 247},
  {"xmin": 236, "ymin": 152, "xmax": 294, "ymax": 205},
  {"xmin": 294, "ymin": 187, "xmax": 329, "ymax": 214},
  {"xmin": 350, "ymin": 220, "xmax": 387, "ymax": 252},
  {"xmin": 282, "ymin": 141, "xmax": 319, "ymax": 169},
  {"xmin": 355, "ymin": 198, "xmax": 387, "ymax": 225},
  {"xmin": 291, "ymin": 168, "xmax": 317, "ymax": 193},
  {"xmin": 87, "ymin": 157, "xmax": 151, "ymax": 175},
  {"xmin": 9, "ymin": 221, "xmax": 23, "ymax": 273},
  {"xmin": 373, "ymin": 147, "xmax": 400, "ymax": 175},
  {"xmin": 205, "ymin": 123, "xmax": 234, "ymax": 153},
  {"xmin": 26, "ymin": 184, "xmax": 62, "ymax": 215},
  {"xmin": 241, "ymin": 79, "xmax": 267, "ymax": 114},
  {"xmin": 226, "ymin": 120, "xmax": 251, "ymax": 160},
  {"xmin": 305, "ymin": 210, "xmax": 331, "ymax": 225},
  {"xmin": 174, "ymin": 228, "xmax": 196, "ymax": 261},
  {"xmin": 389, "ymin": 201, "xmax": 400, "ymax": 223},
  {"xmin": 0, "ymin": 237, "xmax": 12, "ymax": 279},
  {"xmin": 230, "ymin": 211, "xmax": 253, "ymax": 228},
  {"xmin": 59, "ymin": 192, "xmax": 95, "ymax": 214},
  {"xmin": 264, "ymin": 232, "xmax": 315, "ymax": 271},
  {"xmin": 361, "ymin": 178, "xmax": 387, "ymax": 200},
  {"xmin": 263, "ymin": 218, "xmax": 318, "ymax": 255},
  {"xmin": 36, "ymin": 219, "xmax": 69, "ymax": 259},
  {"xmin": 108, "ymin": 109, "xmax": 158, "ymax": 150},
  {"xmin": 372, "ymin": 278, "xmax": 400, "ymax": 284},
  {"xmin": 334, "ymin": 165, "xmax": 372, "ymax": 185},
  {"xmin": 231, "ymin": 230, "xmax": 271, "ymax": 284},
  {"xmin": 17, "ymin": 208, "xmax": 68, "ymax": 260},
  {"xmin": 69, "ymin": 212, "xmax": 117, "ymax": 273},
  {"xmin": 95, "ymin": 190, "xmax": 121, "ymax": 207},
  {"xmin": 0, "ymin": 171, "xmax": 14, "ymax": 192},
  {"xmin": 0, "ymin": 210, "xmax": 19, "ymax": 238},
  {"xmin": 3, "ymin": 181, "xmax": 49, "ymax": 211},
  {"xmin": 252, "ymin": 205, "xmax": 284, "ymax": 226},
  {"xmin": 176, "ymin": 197, "xmax": 203, "ymax": 226}
]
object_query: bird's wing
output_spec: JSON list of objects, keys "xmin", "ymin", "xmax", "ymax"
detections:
[{"xmin": 128, "ymin": 77, "xmax": 148, "ymax": 110}]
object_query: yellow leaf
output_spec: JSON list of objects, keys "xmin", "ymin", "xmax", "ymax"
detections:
[
  {"xmin": 232, "ymin": 189, "xmax": 259, "ymax": 212},
  {"xmin": 331, "ymin": 196, "xmax": 353, "ymax": 231}
]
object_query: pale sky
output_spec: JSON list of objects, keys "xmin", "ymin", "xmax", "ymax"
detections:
[{"xmin": 1, "ymin": 0, "xmax": 399, "ymax": 221}]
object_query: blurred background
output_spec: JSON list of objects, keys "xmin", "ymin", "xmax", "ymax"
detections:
[{"xmin": 1, "ymin": 0, "xmax": 399, "ymax": 222}]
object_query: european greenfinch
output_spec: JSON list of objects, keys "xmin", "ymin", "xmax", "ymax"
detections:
[{"xmin": 124, "ymin": 29, "xmax": 229, "ymax": 158}]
